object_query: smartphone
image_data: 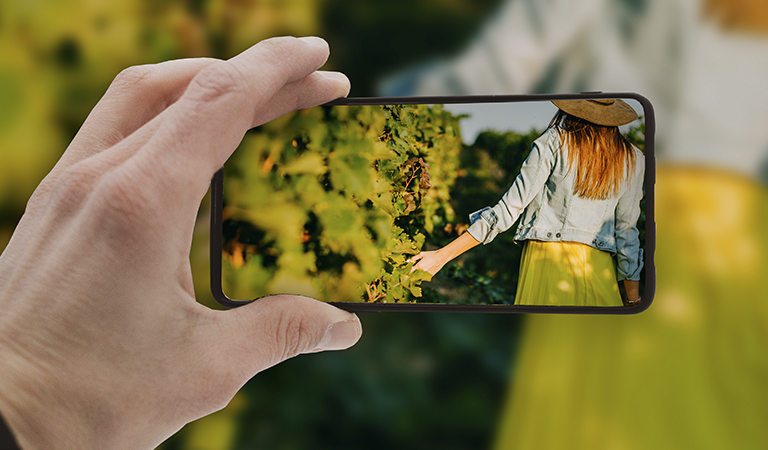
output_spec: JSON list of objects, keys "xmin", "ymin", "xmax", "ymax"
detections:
[{"xmin": 210, "ymin": 93, "xmax": 655, "ymax": 313}]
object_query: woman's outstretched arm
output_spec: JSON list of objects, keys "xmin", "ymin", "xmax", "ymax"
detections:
[{"xmin": 410, "ymin": 231, "xmax": 481, "ymax": 277}]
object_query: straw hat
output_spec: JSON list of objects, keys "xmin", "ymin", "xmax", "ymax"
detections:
[{"xmin": 551, "ymin": 99, "xmax": 638, "ymax": 126}]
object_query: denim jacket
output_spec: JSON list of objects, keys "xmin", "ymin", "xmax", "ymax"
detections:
[{"xmin": 466, "ymin": 128, "xmax": 645, "ymax": 281}]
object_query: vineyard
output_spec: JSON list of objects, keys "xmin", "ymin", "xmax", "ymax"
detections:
[
  {"xmin": 222, "ymin": 104, "xmax": 646, "ymax": 304},
  {"xmin": 222, "ymin": 104, "xmax": 463, "ymax": 303}
]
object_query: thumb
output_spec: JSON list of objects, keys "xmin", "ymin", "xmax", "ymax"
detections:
[{"xmin": 218, "ymin": 295, "xmax": 362, "ymax": 376}]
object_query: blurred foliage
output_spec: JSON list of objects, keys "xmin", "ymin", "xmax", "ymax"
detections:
[
  {"xmin": 222, "ymin": 104, "xmax": 461, "ymax": 303},
  {"xmin": 167, "ymin": 311, "xmax": 520, "ymax": 450},
  {"xmin": 321, "ymin": 0, "xmax": 503, "ymax": 96},
  {"xmin": 0, "ymin": 0, "xmax": 328, "ymax": 304},
  {"xmin": 0, "ymin": 1, "xmax": 513, "ymax": 449},
  {"xmin": 626, "ymin": 120, "xmax": 645, "ymax": 153}
]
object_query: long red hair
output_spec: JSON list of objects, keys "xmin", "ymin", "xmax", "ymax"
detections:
[{"xmin": 548, "ymin": 110, "xmax": 636, "ymax": 200}]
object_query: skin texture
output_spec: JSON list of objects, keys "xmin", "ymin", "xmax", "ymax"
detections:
[
  {"xmin": 410, "ymin": 231, "xmax": 480, "ymax": 277},
  {"xmin": 0, "ymin": 37, "xmax": 362, "ymax": 450},
  {"xmin": 624, "ymin": 280, "xmax": 640, "ymax": 305}
]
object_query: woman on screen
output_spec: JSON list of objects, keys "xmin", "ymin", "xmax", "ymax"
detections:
[{"xmin": 411, "ymin": 99, "xmax": 644, "ymax": 306}]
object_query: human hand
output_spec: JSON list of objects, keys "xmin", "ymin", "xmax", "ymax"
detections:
[
  {"xmin": 409, "ymin": 232, "xmax": 481, "ymax": 278},
  {"xmin": 409, "ymin": 250, "xmax": 447, "ymax": 277},
  {"xmin": 623, "ymin": 279, "xmax": 641, "ymax": 305},
  {"xmin": 0, "ymin": 37, "xmax": 361, "ymax": 450}
]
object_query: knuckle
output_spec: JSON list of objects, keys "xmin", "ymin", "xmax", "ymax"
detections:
[
  {"xmin": 104, "ymin": 170, "xmax": 152, "ymax": 214},
  {"xmin": 257, "ymin": 36, "xmax": 298, "ymax": 56},
  {"xmin": 110, "ymin": 64, "xmax": 157, "ymax": 92},
  {"xmin": 273, "ymin": 308, "xmax": 317, "ymax": 361},
  {"xmin": 88, "ymin": 165, "xmax": 158, "ymax": 232},
  {"xmin": 25, "ymin": 175, "xmax": 57, "ymax": 214},
  {"xmin": 187, "ymin": 62, "xmax": 247, "ymax": 103},
  {"xmin": 44, "ymin": 162, "xmax": 102, "ymax": 217},
  {"xmin": 260, "ymin": 36, "xmax": 327, "ymax": 56}
]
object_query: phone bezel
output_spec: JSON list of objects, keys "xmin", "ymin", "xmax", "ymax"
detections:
[{"xmin": 210, "ymin": 92, "xmax": 656, "ymax": 314}]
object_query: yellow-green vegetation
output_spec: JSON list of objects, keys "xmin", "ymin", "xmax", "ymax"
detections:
[
  {"xmin": 2, "ymin": 1, "xmax": 512, "ymax": 448},
  {"xmin": 493, "ymin": 168, "xmax": 768, "ymax": 450},
  {"xmin": 222, "ymin": 104, "xmax": 462, "ymax": 302},
  {"xmin": 0, "ymin": 0, "xmax": 326, "ymax": 309}
]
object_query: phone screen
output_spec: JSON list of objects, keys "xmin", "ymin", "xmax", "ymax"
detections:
[{"xmin": 211, "ymin": 95, "xmax": 654, "ymax": 313}]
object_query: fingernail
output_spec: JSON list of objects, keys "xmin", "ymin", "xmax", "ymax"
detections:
[
  {"xmin": 299, "ymin": 36, "xmax": 326, "ymax": 46},
  {"xmin": 316, "ymin": 316, "xmax": 361, "ymax": 351},
  {"xmin": 319, "ymin": 71, "xmax": 351, "ymax": 97}
]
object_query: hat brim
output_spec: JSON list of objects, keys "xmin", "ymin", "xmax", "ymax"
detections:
[{"xmin": 552, "ymin": 99, "xmax": 638, "ymax": 126}]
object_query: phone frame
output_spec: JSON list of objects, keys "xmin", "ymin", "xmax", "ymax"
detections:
[{"xmin": 210, "ymin": 92, "xmax": 655, "ymax": 314}]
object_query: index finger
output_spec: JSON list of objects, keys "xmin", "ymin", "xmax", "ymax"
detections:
[
  {"xmin": 136, "ymin": 36, "xmax": 348, "ymax": 200},
  {"xmin": 409, "ymin": 253, "xmax": 424, "ymax": 262},
  {"xmin": 31, "ymin": 58, "xmax": 221, "ymax": 205}
]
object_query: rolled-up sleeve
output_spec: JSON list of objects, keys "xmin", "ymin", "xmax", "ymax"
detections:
[
  {"xmin": 614, "ymin": 150, "xmax": 645, "ymax": 281},
  {"xmin": 467, "ymin": 134, "xmax": 557, "ymax": 244}
]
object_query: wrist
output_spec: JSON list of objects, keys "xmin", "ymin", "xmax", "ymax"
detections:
[
  {"xmin": 434, "ymin": 247, "xmax": 455, "ymax": 264},
  {"xmin": 0, "ymin": 347, "xmax": 53, "ymax": 450},
  {"xmin": 0, "ymin": 327, "xmax": 109, "ymax": 449}
]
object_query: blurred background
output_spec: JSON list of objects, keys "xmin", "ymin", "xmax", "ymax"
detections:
[{"xmin": 1, "ymin": 0, "xmax": 767, "ymax": 449}]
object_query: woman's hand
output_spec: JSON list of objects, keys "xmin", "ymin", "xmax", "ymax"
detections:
[
  {"xmin": 410, "ymin": 250, "xmax": 450, "ymax": 277},
  {"xmin": 623, "ymin": 279, "xmax": 641, "ymax": 305},
  {"xmin": 0, "ymin": 37, "xmax": 361, "ymax": 450},
  {"xmin": 410, "ymin": 231, "xmax": 481, "ymax": 278}
]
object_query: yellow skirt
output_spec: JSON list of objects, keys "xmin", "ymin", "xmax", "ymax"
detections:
[{"xmin": 514, "ymin": 240, "xmax": 623, "ymax": 306}]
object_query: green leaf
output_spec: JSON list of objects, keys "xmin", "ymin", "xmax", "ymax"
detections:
[
  {"xmin": 223, "ymin": 103, "xmax": 464, "ymax": 304},
  {"xmin": 279, "ymin": 152, "xmax": 327, "ymax": 176}
]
